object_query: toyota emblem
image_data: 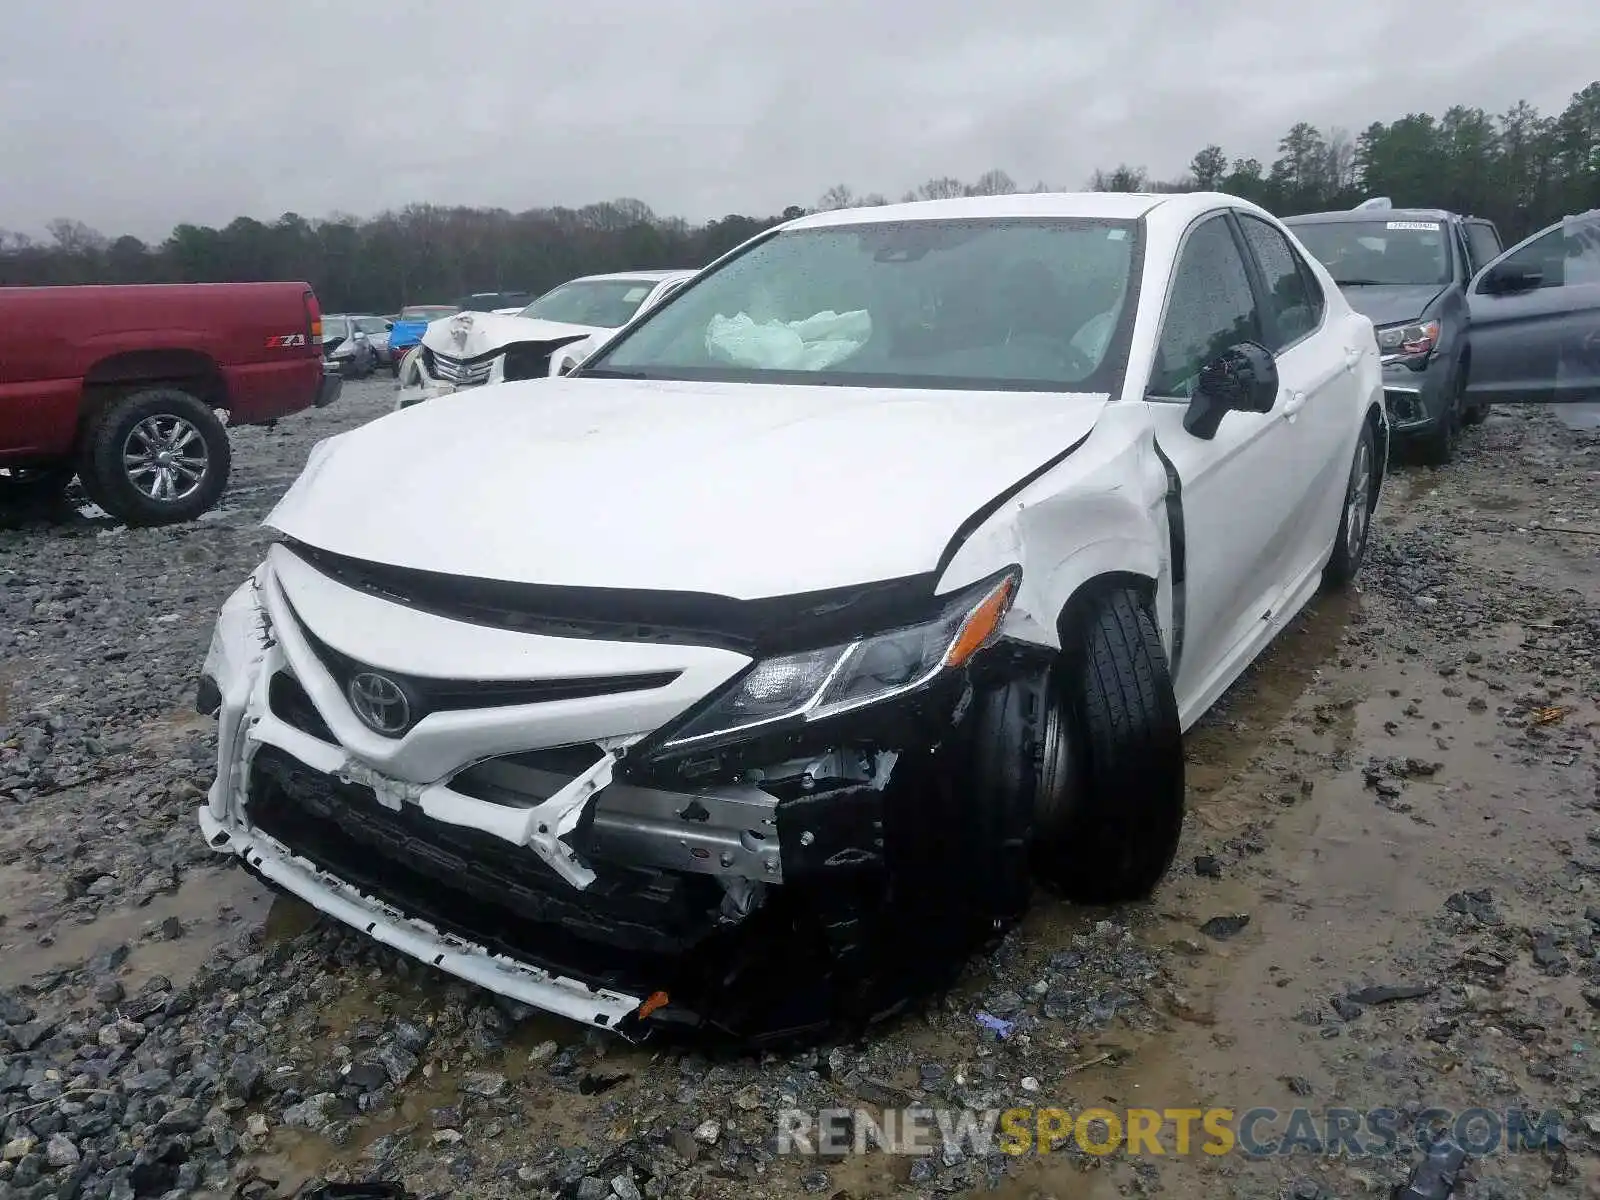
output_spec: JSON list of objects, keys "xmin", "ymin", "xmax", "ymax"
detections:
[{"xmin": 347, "ymin": 672, "xmax": 411, "ymax": 735}]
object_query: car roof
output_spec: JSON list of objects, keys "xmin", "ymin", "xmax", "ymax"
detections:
[
  {"xmin": 781, "ymin": 192, "xmax": 1184, "ymax": 230},
  {"xmin": 564, "ymin": 269, "xmax": 697, "ymax": 285},
  {"xmin": 1282, "ymin": 207, "xmax": 1459, "ymax": 225},
  {"xmin": 779, "ymin": 191, "xmax": 1302, "ymax": 236}
]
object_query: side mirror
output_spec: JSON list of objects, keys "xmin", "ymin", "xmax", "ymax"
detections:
[
  {"xmin": 384, "ymin": 321, "xmax": 394, "ymax": 331},
  {"xmin": 556, "ymin": 358, "xmax": 578, "ymax": 376},
  {"xmin": 1183, "ymin": 341, "xmax": 1278, "ymax": 440},
  {"xmin": 1482, "ymin": 262, "xmax": 1542, "ymax": 294}
]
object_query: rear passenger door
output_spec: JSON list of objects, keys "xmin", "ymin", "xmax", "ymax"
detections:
[
  {"xmin": 1233, "ymin": 210, "xmax": 1362, "ymax": 590},
  {"xmin": 1144, "ymin": 213, "xmax": 1309, "ymax": 713}
]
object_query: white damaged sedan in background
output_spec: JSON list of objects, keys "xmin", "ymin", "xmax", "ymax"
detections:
[
  {"xmin": 393, "ymin": 269, "xmax": 697, "ymax": 410},
  {"xmin": 196, "ymin": 192, "xmax": 1387, "ymax": 1044}
]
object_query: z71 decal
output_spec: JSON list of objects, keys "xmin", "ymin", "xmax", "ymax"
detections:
[{"xmin": 266, "ymin": 333, "xmax": 308, "ymax": 348}]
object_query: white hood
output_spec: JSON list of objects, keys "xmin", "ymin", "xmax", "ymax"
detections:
[
  {"xmin": 420, "ymin": 310, "xmax": 603, "ymax": 360},
  {"xmin": 267, "ymin": 377, "xmax": 1108, "ymax": 599}
]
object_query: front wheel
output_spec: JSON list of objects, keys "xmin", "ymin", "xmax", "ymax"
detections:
[
  {"xmin": 84, "ymin": 388, "xmax": 232, "ymax": 526},
  {"xmin": 1322, "ymin": 418, "xmax": 1377, "ymax": 590},
  {"xmin": 1031, "ymin": 587, "xmax": 1186, "ymax": 904}
]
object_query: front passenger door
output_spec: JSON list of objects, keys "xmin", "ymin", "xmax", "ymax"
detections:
[
  {"xmin": 1467, "ymin": 212, "xmax": 1600, "ymax": 404},
  {"xmin": 1144, "ymin": 214, "xmax": 1306, "ymax": 712}
]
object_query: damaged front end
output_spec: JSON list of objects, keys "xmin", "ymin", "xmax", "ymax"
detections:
[
  {"xmin": 393, "ymin": 311, "xmax": 596, "ymax": 410},
  {"xmin": 197, "ymin": 545, "xmax": 1040, "ymax": 1044}
]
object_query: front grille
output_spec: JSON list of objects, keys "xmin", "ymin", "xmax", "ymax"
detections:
[
  {"xmin": 247, "ymin": 748, "xmax": 729, "ymax": 977},
  {"xmin": 423, "ymin": 347, "xmax": 493, "ymax": 388}
]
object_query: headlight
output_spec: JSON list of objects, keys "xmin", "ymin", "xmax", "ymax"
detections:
[
  {"xmin": 1376, "ymin": 319, "xmax": 1440, "ymax": 359},
  {"xmin": 661, "ymin": 571, "xmax": 1019, "ymax": 749}
]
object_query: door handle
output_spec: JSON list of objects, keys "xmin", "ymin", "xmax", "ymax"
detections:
[
  {"xmin": 1344, "ymin": 345, "xmax": 1362, "ymax": 370},
  {"xmin": 1282, "ymin": 389, "xmax": 1308, "ymax": 419}
]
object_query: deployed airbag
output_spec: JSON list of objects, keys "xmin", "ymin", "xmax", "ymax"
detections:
[{"xmin": 705, "ymin": 309, "xmax": 871, "ymax": 371}]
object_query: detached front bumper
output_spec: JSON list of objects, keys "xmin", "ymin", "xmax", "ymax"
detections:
[{"xmin": 198, "ymin": 547, "xmax": 1012, "ymax": 1040}]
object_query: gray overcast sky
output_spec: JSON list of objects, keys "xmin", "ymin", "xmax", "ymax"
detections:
[{"xmin": 2, "ymin": 0, "xmax": 1596, "ymax": 242}]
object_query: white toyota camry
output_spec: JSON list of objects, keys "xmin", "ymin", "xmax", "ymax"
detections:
[{"xmin": 195, "ymin": 191, "xmax": 1386, "ymax": 1042}]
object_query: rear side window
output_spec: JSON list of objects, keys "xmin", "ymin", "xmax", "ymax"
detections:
[
  {"xmin": 1238, "ymin": 214, "xmax": 1323, "ymax": 350},
  {"xmin": 1149, "ymin": 215, "xmax": 1263, "ymax": 398},
  {"xmin": 1464, "ymin": 222, "xmax": 1502, "ymax": 273}
]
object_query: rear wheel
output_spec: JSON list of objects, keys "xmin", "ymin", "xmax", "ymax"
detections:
[
  {"xmin": 84, "ymin": 387, "xmax": 231, "ymax": 526},
  {"xmin": 1031, "ymin": 587, "xmax": 1185, "ymax": 904}
]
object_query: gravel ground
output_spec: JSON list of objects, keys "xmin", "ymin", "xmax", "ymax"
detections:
[{"xmin": 1, "ymin": 382, "xmax": 1597, "ymax": 1199}]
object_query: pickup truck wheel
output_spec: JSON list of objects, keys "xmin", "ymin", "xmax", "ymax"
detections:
[
  {"xmin": 1322, "ymin": 418, "xmax": 1377, "ymax": 590},
  {"xmin": 1031, "ymin": 586, "xmax": 1185, "ymax": 904},
  {"xmin": 86, "ymin": 388, "xmax": 231, "ymax": 526}
]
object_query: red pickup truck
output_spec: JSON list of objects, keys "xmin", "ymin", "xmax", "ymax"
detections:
[{"xmin": 0, "ymin": 281, "xmax": 340, "ymax": 525}]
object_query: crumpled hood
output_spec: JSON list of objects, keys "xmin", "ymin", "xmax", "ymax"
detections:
[
  {"xmin": 419, "ymin": 310, "xmax": 602, "ymax": 360},
  {"xmin": 1338, "ymin": 283, "xmax": 1448, "ymax": 327},
  {"xmin": 267, "ymin": 377, "xmax": 1109, "ymax": 599}
]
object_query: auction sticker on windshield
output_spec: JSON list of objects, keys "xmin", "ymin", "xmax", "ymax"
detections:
[{"xmin": 1386, "ymin": 221, "xmax": 1441, "ymax": 231}]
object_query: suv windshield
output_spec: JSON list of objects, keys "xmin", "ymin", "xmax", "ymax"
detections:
[
  {"xmin": 520, "ymin": 279, "xmax": 659, "ymax": 328},
  {"xmin": 1288, "ymin": 219, "xmax": 1452, "ymax": 286},
  {"xmin": 398, "ymin": 306, "xmax": 458, "ymax": 322},
  {"xmin": 584, "ymin": 219, "xmax": 1140, "ymax": 391}
]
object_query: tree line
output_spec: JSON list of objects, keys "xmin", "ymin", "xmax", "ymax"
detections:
[{"xmin": 3, "ymin": 82, "xmax": 1596, "ymax": 313}]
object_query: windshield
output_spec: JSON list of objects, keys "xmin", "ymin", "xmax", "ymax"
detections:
[
  {"xmin": 1288, "ymin": 219, "xmax": 1452, "ymax": 286},
  {"xmin": 519, "ymin": 279, "xmax": 660, "ymax": 328},
  {"xmin": 354, "ymin": 316, "xmax": 388, "ymax": 334},
  {"xmin": 584, "ymin": 219, "xmax": 1140, "ymax": 391},
  {"xmin": 399, "ymin": 306, "xmax": 458, "ymax": 322},
  {"xmin": 322, "ymin": 317, "xmax": 349, "ymax": 340}
]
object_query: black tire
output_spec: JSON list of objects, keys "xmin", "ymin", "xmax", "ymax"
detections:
[
  {"xmin": 1032, "ymin": 587, "xmax": 1185, "ymax": 904},
  {"xmin": 85, "ymin": 388, "xmax": 231, "ymax": 526},
  {"xmin": 0, "ymin": 463, "xmax": 74, "ymax": 504},
  {"xmin": 1323, "ymin": 418, "xmax": 1377, "ymax": 591},
  {"xmin": 1417, "ymin": 361, "xmax": 1465, "ymax": 466}
]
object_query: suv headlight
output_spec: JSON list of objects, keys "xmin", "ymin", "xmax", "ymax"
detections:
[
  {"xmin": 661, "ymin": 571, "xmax": 1019, "ymax": 749},
  {"xmin": 1376, "ymin": 319, "xmax": 1440, "ymax": 361}
]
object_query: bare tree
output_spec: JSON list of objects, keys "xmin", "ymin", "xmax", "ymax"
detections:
[
  {"xmin": 966, "ymin": 169, "xmax": 1017, "ymax": 196},
  {"xmin": 817, "ymin": 184, "xmax": 856, "ymax": 210},
  {"xmin": 46, "ymin": 219, "xmax": 107, "ymax": 254},
  {"xmin": 916, "ymin": 176, "xmax": 967, "ymax": 200}
]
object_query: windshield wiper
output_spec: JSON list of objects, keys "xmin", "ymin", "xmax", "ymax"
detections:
[
  {"xmin": 579, "ymin": 368, "xmax": 648, "ymax": 379},
  {"xmin": 1331, "ymin": 278, "xmax": 1387, "ymax": 286}
]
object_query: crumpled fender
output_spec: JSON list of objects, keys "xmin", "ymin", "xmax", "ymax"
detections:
[{"xmin": 932, "ymin": 403, "xmax": 1173, "ymax": 657}]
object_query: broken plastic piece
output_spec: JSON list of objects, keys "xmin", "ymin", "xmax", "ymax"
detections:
[
  {"xmin": 1392, "ymin": 1137, "xmax": 1468, "ymax": 1200},
  {"xmin": 638, "ymin": 990, "xmax": 671, "ymax": 1020},
  {"xmin": 975, "ymin": 1011, "xmax": 1014, "ymax": 1039}
]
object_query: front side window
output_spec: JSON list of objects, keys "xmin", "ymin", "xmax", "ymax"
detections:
[
  {"xmin": 1288, "ymin": 219, "xmax": 1452, "ymax": 287},
  {"xmin": 1494, "ymin": 214, "xmax": 1600, "ymax": 289},
  {"xmin": 1238, "ymin": 214, "xmax": 1321, "ymax": 350},
  {"xmin": 584, "ymin": 219, "xmax": 1142, "ymax": 393},
  {"xmin": 1149, "ymin": 215, "xmax": 1264, "ymax": 398}
]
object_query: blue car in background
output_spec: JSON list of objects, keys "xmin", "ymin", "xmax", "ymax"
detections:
[{"xmin": 385, "ymin": 304, "xmax": 460, "ymax": 376}]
